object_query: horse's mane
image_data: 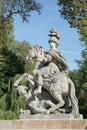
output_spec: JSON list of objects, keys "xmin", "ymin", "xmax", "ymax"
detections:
[{"xmin": 33, "ymin": 44, "xmax": 44, "ymax": 55}]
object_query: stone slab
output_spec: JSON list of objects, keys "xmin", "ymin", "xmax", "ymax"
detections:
[
  {"xmin": 20, "ymin": 113, "xmax": 76, "ymax": 119},
  {"xmin": 0, "ymin": 119, "xmax": 87, "ymax": 129}
]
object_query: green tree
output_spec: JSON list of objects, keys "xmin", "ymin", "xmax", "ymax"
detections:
[
  {"xmin": 0, "ymin": 0, "xmax": 42, "ymax": 22},
  {"xmin": 11, "ymin": 40, "xmax": 34, "ymax": 74},
  {"xmin": 0, "ymin": 16, "xmax": 15, "ymax": 95},
  {"xmin": 0, "ymin": 16, "xmax": 14, "ymax": 64},
  {"xmin": 0, "ymin": 38, "xmax": 34, "ymax": 119},
  {"xmin": 57, "ymin": 0, "xmax": 87, "ymax": 40}
]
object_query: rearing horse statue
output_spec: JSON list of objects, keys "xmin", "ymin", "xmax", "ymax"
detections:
[{"xmin": 14, "ymin": 44, "xmax": 80, "ymax": 118}]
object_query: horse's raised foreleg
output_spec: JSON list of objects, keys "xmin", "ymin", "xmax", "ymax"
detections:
[
  {"xmin": 24, "ymin": 73, "xmax": 35, "ymax": 85},
  {"xmin": 13, "ymin": 73, "xmax": 27, "ymax": 87},
  {"xmin": 13, "ymin": 73, "xmax": 34, "ymax": 87}
]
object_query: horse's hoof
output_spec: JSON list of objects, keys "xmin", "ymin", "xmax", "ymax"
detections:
[
  {"xmin": 37, "ymin": 91, "xmax": 41, "ymax": 94},
  {"xmin": 46, "ymin": 110, "xmax": 50, "ymax": 114},
  {"xmin": 50, "ymin": 108, "xmax": 54, "ymax": 113},
  {"xmin": 13, "ymin": 83, "xmax": 18, "ymax": 87},
  {"xmin": 34, "ymin": 90, "xmax": 41, "ymax": 95}
]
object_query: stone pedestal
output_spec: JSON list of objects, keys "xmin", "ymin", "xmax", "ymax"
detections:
[
  {"xmin": 20, "ymin": 113, "xmax": 82, "ymax": 119},
  {"xmin": 0, "ymin": 119, "xmax": 87, "ymax": 129}
]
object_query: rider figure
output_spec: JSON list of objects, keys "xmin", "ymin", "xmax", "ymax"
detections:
[
  {"xmin": 34, "ymin": 29, "xmax": 69, "ymax": 95},
  {"xmin": 48, "ymin": 29, "xmax": 68, "ymax": 74}
]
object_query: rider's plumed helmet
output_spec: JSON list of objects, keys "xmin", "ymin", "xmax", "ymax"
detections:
[{"xmin": 48, "ymin": 28, "xmax": 60, "ymax": 46}]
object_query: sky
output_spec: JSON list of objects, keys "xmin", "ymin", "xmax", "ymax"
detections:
[{"xmin": 14, "ymin": 0, "xmax": 83, "ymax": 70}]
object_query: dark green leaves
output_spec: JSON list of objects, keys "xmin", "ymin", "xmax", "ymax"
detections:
[{"xmin": 0, "ymin": 0, "xmax": 42, "ymax": 22}]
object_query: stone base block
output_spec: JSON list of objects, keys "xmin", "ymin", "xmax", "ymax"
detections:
[
  {"xmin": 0, "ymin": 119, "xmax": 87, "ymax": 129},
  {"xmin": 20, "ymin": 113, "xmax": 83, "ymax": 119}
]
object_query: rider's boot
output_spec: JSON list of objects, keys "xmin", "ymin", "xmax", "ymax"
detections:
[
  {"xmin": 35, "ymin": 70, "xmax": 43, "ymax": 94},
  {"xmin": 37, "ymin": 85, "xmax": 42, "ymax": 94},
  {"xmin": 34, "ymin": 85, "xmax": 42, "ymax": 95}
]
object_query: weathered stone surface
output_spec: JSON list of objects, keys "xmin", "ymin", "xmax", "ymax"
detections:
[
  {"xmin": 20, "ymin": 113, "xmax": 83, "ymax": 119},
  {"xmin": 0, "ymin": 119, "xmax": 87, "ymax": 129}
]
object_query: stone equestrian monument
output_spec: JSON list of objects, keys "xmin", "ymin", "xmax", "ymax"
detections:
[{"xmin": 13, "ymin": 29, "xmax": 82, "ymax": 119}]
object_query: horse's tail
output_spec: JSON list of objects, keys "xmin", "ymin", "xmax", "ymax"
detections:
[{"xmin": 68, "ymin": 78, "xmax": 80, "ymax": 118}]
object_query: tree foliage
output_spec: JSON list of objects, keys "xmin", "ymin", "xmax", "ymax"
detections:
[
  {"xmin": 0, "ymin": 16, "xmax": 14, "ymax": 65},
  {"xmin": 76, "ymin": 42, "xmax": 87, "ymax": 84},
  {"xmin": 57, "ymin": 0, "xmax": 87, "ymax": 40},
  {"xmin": 0, "ymin": 40, "xmax": 32, "ymax": 119},
  {"xmin": 0, "ymin": 0, "xmax": 42, "ymax": 22},
  {"xmin": 0, "ymin": 15, "xmax": 32, "ymax": 119}
]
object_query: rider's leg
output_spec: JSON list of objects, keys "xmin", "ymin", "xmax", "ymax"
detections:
[{"xmin": 34, "ymin": 70, "xmax": 43, "ymax": 94}]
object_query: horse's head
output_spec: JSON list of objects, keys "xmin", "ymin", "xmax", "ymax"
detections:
[
  {"xmin": 26, "ymin": 44, "xmax": 44, "ymax": 62},
  {"xmin": 26, "ymin": 46, "xmax": 34, "ymax": 63}
]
